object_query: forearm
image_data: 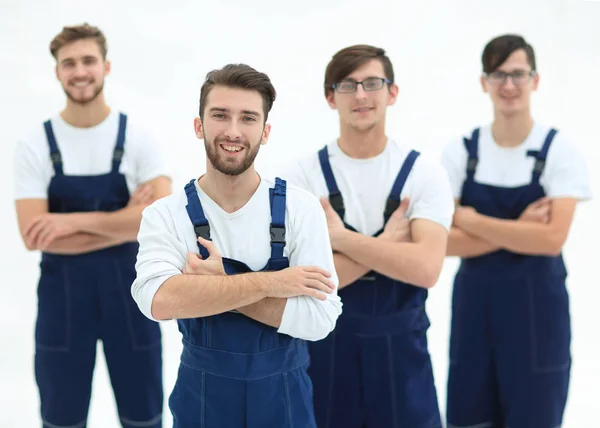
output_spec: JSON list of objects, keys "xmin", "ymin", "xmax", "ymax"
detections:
[
  {"xmin": 73, "ymin": 205, "xmax": 146, "ymax": 241},
  {"xmin": 336, "ymin": 230, "xmax": 441, "ymax": 288},
  {"xmin": 41, "ymin": 232, "xmax": 126, "ymax": 255},
  {"xmin": 333, "ymin": 252, "xmax": 371, "ymax": 289},
  {"xmin": 237, "ymin": 297, "xmax": 287, "ymax": 328},
  {"xmin": 151, "ymin": 272, "xmax": 269, "ymax": 320},
  {"xmin": 447, "ymin": 227, "xmax": 500, "ymax": 258},
  {"xmin": 460, "ymin": 214, "xmax": 562, "ymax": 256}
]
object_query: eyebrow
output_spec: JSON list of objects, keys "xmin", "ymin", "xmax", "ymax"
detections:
[
  {"xmin": 60, "ymin": 55, "xmax": 97, "ymax": 65},
  {"xmin": 209, "ymin": 107, "xmax": 261, "ymax": 116}
]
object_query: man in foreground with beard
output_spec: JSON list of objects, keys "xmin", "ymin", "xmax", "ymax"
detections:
[
  {"xmin": 13, "ymin": 23, "xmax": 171, "ymax": 427},
  {"xmin": 131, "ymin": 63, "xmax": 342, "ymax": 428}
]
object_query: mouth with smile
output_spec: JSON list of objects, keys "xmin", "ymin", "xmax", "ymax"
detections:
[
  {"xmin": 220, "ymin": 143, "xmax": 245, "ymax": 156},
  {"xmin": 352, "ymin": 106, "xmax": 374, "ymax": 114}
]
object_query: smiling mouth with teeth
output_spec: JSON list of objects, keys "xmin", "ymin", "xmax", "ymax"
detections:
[{"xmin": 221, "ymin": 144, "xmax": 243, "ymax": 153}]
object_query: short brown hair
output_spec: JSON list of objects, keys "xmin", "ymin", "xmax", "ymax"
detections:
[
  {"xmin": 324, "ymin": 45, "xmax": 395, "ymax": 97},
  {"xmin": 482, "ymin": 34, "xmax": 536, "ymax": 73},
  {"xmin": 50, "ymin": 23, "xmax": 107, "ymax": 60},
  {"xmin": 198, "ymin": 64, "xmax": 276, "ymax": 123}
]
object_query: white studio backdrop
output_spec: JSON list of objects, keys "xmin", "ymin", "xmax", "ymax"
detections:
[{"xmin": 0, "ymin": 0, "xmax": 598, "ymax": 426}]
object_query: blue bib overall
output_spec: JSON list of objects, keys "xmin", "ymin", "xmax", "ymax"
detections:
[
  {"xmin": 308, "ymin": 147, "xmax": 442, "ymax": 428},
  {"xmin": 35, "ymin": 113, "xmax": 163, "ymax": 428},
  {"xmin": 170, "ymin": 177, "xmax": 316, "ymax": 428},
  {"xmin": 446, "ymin": 128, "xmax": 571, "ymax": 428}
]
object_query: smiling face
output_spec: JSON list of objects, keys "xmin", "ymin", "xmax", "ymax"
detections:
[
  {"xmin": 55, "ymin": 38, "xmax": 109, "ymax": 105},
  {"xmin": 482, "ymin": 48, "xmax": 539, "ymax": 117},
  {"xmin": 327, "ymin": 58, "xmax": 398, "ymax": 133},
  {"xmin": 194, "ymin": 85, "xmax": 270, "ymax": 176}
]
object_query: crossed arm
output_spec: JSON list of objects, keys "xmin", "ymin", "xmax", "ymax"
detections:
[
  {"xmin": 447, "ymin": 197, "xmax": 577, "ymax": 258},
  {"xmin": 15, "ymin": 175, "xmax": 171, "ymax": 255},
  {"xmin": 319, "ymin": 198, "xmax": 448, "ymax": 289}
]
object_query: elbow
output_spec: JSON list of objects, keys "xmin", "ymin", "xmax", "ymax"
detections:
[
  {"xmin": 150, "ymin": 290, "xmax": 171, "ymax": 321},
  {"xmin": 297, "ymin": 302, "xmax": 342, "ymax": 342},
  {"xmin": 413, "ymin": 263, "xmax": 443, "ymax": 289}
]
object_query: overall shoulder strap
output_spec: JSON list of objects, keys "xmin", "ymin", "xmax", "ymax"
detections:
[
  {"xmin": 112, "ymin": 113, "xmax": 127, "ymax": 173},
  {"xmin": 43, "ymin": 120, "xmax": 64, "ymax": 176},
  {"xmin": 269, "ymin": 177, "xmax": 287, "ymax": 260},
  {"xmin": 384, "ymin": 150, "xmax": 420, "ymax": 223},
  {"xmin": 184, "ymin": 179, "xmax": 211, "ymax": 259},
  {"xmin": 318, "ymin": 145, "xmax": 345, "ymax": 220}
]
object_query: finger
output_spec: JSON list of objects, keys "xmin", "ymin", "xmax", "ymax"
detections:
[
  {"xmin": 197, "ymin": 236, "xmax": 220, "ymax": 258},
  {"xmin": 305, "ymin": 288, "xmax": 328, "ymax": 301},
  {"xmin": 24, "ymin": 216, "xmax": 44, "ymax": 239},
  {"xmin": 319, "ymin": 197, "xmax": 336, "ymax": 215},
  {"xmin": 305, "ymin": 279, "xmax": 335, "ymax": 294},
  {"xmin": 39, "ymin": 229, "xmax": 56, "ymax": 251},
  {"xmin": 305, "ymin": 272, "xmax": 337, "ymax": 290},
  {"xmin": 302, "ymin": 266, "xmax": 332, "ymax": 278},
  {"xmin": 395, "ymin": 198, "xmax": 410, "ymax": 216},
  {"xmin": 27, "ymin": 220, "xmax": 49, "ymax": 249}
]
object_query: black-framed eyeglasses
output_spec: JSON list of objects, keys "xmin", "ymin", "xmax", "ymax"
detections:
[
  {"xmin": 483, "ymin": 70, "xmax": 536, "ymax": 86},
  {"xmin": 332, "ymin": 77, "xmax": 390, "ymax": 93}
]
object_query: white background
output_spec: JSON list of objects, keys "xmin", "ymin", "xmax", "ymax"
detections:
[{"xmin": 1, "ymin": 0, "xmax": 598, "ymax": 426}]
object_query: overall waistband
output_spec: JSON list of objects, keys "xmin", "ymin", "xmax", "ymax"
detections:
[
  {"xmin": 180, "ymin": 338, "xmax": 310, "ymax": 380},
  {"xmin": 335, "ymin": 306, "xmax": 430, "ymax": 336}
]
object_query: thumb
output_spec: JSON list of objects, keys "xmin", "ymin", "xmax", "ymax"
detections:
[
  {"xmin": 320, "ymin": 197, "xmax": 333, "ymax": 212},
  {"xmin": 197, "ymin": 236, "xmax": 220, "ymax": 258},
  {"xmin": 393, "ymin": 198, "xmax": 410, "ymax": 217}
]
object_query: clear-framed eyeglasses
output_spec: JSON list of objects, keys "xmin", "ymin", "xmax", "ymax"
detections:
[
  {"xmin": 332, "ymin": 77, "xmax": 391, "ymax": 93},
  {"xmin": 483, "ymin": 70, "xmax": 536, "ymax": 86}
]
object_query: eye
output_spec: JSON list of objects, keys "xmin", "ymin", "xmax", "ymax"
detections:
[
  {"xmin": 242, "ymin": 116, "xmax": 257, "ymax": 122},
  {"xmin": 212, "ymin": 113, "xmax": 226, "ymax": 119}
]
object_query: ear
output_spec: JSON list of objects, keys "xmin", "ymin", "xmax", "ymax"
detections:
[
  {"xmin": 531, "ymin": 71, "xmax": 540, "ymax": 91},
  {"xmin": 326, "ymin": 90, "xmax": 337, "ymax": 110},
  {"xmin": 55, "ymin": 65, "xmax": 59, "ymax": 81},
  {"xmin": 387, "ymin": 82, "xmax": 399, "ymax": 106},
  {"xmin": 103, "ymin": 59, "xmax": 111, "ymax": 77},
  {"xmin": 194, "ymin": 117, "xmax": 205, "ymax": 139},
  {"xmin": 260, "ymin": 123, "xmax": 271, "ymax": 146},
  {"xmin": 480, "ymin": 74, "xmax": 489, "ymax": 93}
]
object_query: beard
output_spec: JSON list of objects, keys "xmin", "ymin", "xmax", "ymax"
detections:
[
  {"xmin": 63, "ymin": 80, "xmax": 104, "ymax": 106},
  {"xmin": 205, "ymin": 135, "xmax": 261, "ymax": 176}
]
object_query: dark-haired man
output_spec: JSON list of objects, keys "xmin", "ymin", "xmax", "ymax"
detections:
[
  {"xmin": 132, "ymin": 63, "xmax": 342, "ymax": 428},
  {"xmin": 279, "ymin": 44, "xmax": 454, "ymax": 428},
  {"xmin": 442, "ymin": 34, "xmax": 591, "ymax": 428},
  {"xmin": 13, "ymin": 23, "xmax": 170, "ymax": 428}
]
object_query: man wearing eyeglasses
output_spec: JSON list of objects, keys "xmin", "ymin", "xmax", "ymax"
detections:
[
  {"xmin": 442, "ymin": 34, "xmax": 591, "ymax": 428},
  {"xmin": 278, "ymin": 45, "xmax": 454, "ymax": 428}
]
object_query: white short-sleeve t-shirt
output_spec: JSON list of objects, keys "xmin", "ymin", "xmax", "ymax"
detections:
[
  {"xmin": 13, "ymin": 110, "xmax": 170, "ymax": 200},
  {"xmin": 131, "ymin": 177, "xmax": 342, "ymax": 341},
  {"xmin": 275, "ymin": 139, "xmax": 455, "ymax": 236},
  {"xmin": 441, "ymin": 123, "xmax": 592, "ymax": 201}
]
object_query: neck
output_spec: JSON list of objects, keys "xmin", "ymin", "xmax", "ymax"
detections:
[
  {"xmin": 198, "ymin": 165, "xmax": 261, "ymax": 213},
  {"xmin": 337, "ymin": 123, "xmax": 387, "ymax": 159},
  {"xmin": 60, "ymin": 92, "xmax": 110, "ymax": 128},
  {"xmin": 491, "ymin": 109, "xmax": 534, "ymax": 148}
]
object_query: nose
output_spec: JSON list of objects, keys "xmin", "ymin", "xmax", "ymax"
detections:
[
  {"xmin": 73, "ymin": 62, "xmax": 88, "ymax": 78},
  {"xmin": 224, "ymin": 121, "xmax": 242, "ymax": 141},
  {"xmin": 501, "ymin": 76, "xmax": 517, "ymax": 90},
  {"xmin": 353, "ymin": 84, "xmax": 368, "ymax": 100}
]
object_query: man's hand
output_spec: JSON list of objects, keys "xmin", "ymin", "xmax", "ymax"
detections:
[
  {"xmin": 24, "ymin": 213, "xmax": 81, "ymax": 251},
  {"xmin": 183, "ymin": 237, "xmax": 226, "ymax": 276},
  {"xmin": 452, "ymin": 205, "xmax": 478, "ymax": 228},
  {"xmin": 265, "ymin": 266, "xmax": 336, "ymax": 301},
  {"xmin": 519, "ymin": 197, "xmax": 551, "ymax": 224},
  {"xmin": 320, "ymin": 197, "xmax": 347, "ymax": 250},
  {"xmin": 128, "ymin": 183, "xmax": 154, "ymax": 207},
  {"xmin": 380, "ymin": 198, "xmax": 411, "ymax": 242}
]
